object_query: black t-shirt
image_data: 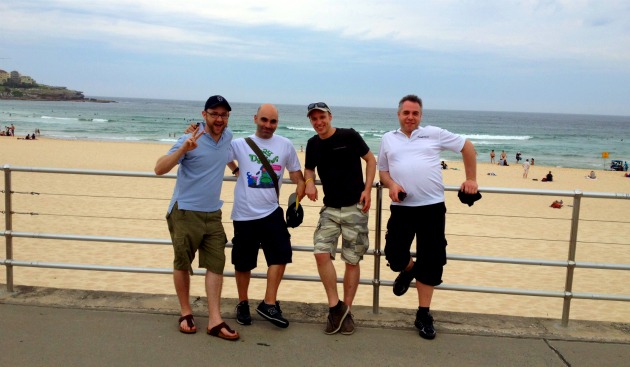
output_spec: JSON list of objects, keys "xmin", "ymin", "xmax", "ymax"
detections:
[{"xmin": 305, "ymin": 128, "xmax": 370, "ymax": 208}]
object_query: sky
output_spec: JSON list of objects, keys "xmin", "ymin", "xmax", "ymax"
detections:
[{"xmin": 1, "ymin": 0, "xmax": 630, "ymax": 116}]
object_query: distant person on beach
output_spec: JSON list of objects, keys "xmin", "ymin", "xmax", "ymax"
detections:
[
  {"xmin": 154, "ymin": 95, "xmax": 239, "ymax": 340},
  {"xmin": 500, "ymin": 150, "xmax": 507, "ymax": 164},
  {"xmin": 378, "ymin": 94, "xmax": 478, "ymax": 340},
  {"xmin": 441, "ymin": 161, "xmax": 448, "ymax": 169},
  {"xmin": 228, "ymin": 103, "xmax": 306, "ymax": 329},
  {"xmin": 522, "ymin": 159, "xmax": 530, "ymax": 178},
  {"xmin": 490, "ymin": 149, "xmax": 495, "ymax": 164},
  {"xmin": 588, "ymin": 171, "xmax": 597, "ymax": 179},
  {"xmin": 542, "ymin": 171, "xmax": 553, "ymax": 182},
  {"xmin": 625, "ymin": 161, "xmax": 628, "ymax": 172},
  {"xmin": 303, "ymin": 101, "xmax": 376, "ymax": 335},
  {"xmin": 10, "ymin": 123, "xmax": 15, "ymax": 136},
  {"xmin": 515, "ymin": 151, "xmax": 522, "ymax": 163},
  {"xmin": 531, "ymin": 158, "xmax": 535, "ymax": 165}
]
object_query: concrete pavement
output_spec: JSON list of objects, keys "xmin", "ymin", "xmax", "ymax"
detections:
[{"xmin": 1, "ymin": 286, "xmax": 629, "ymax": 367}]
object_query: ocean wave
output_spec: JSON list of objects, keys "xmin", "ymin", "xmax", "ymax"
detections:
[
  {"xmin": 463, "ymin": 134, "xmax": 532, "ymax": 141},
  {"xmin": 41, "ymin": 116, "xmax": 109, "ymax": 123},
  {"xmin": 283, "ymin": 126, "xmax": 313, "ymax": 132},
  {"xmin": 359, "ymin": 132, "xmax": 384, "ymax": 138},
  {"xmin": 41, "ymin": 115, "xmax": 78, "ymax": 121}
]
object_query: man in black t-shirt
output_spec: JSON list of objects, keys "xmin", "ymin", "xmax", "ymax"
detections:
[{"xmin": 304, "ymin": 102, "xmax": 376, "ymax": 336}]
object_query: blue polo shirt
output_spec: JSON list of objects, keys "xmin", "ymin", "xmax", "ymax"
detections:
[{"xmin": 167, "ymin": 125, "xmax": 232, "ymax": 214}]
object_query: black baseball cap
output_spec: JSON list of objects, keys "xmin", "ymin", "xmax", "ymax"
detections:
[
  {"xmin": 204, "ymin": 95, "xmax": 231, "ymax": 111},
  {"xmin": 286, "ymin": 192, "xmax": 304, "ymax": 228}
]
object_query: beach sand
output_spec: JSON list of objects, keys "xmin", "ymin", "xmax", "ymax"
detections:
[{"xmin": 1, "ymin": 137, "xmax": 629, "ymax": 323}]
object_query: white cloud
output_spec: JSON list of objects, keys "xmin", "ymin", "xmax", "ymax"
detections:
[
  {"xmin": 2, "ymin": 0, "xmax": 629, "ymax": 115},
  {"xmin": 2, "ymin": 0, "xmax": 629, "ymax": 64}
]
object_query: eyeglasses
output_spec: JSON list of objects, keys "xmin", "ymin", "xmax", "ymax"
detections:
[
  {"xmin": 206, "ymin": 111, "xmax": 229, "ymax": 119},
  {"xmin": 307, "ymin": 102, "xmax": 329, "ymax": 111}
]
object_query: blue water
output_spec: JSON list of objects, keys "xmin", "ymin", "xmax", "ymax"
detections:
[{"xmin": 1, "ymin": 97, "xmax": 629, "ymax": 170}]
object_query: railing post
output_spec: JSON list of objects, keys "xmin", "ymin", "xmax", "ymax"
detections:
[
  {"xmin": 561, "ymin": 190, "xmax": 582, "ymax": 326},
  {"xmin": 372, "ymin": 183, "xmax": 384, "ymax": 314},
  {"xmin": 3, "ymin": 165, "xmax": 14, "ymax": 292}
]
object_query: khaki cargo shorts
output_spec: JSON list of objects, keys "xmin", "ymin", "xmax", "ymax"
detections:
[{"xmin": 313, "ymin": 203, "xmax": 369, "ymax": 265}]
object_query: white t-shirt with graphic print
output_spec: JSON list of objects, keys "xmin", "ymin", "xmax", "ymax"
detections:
[{"xmin": 229, "ymin": 134, "xmax": 301, "ymax": 221}]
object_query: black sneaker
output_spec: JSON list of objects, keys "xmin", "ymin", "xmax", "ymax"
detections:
[
  {"xmin": 256, "ymin": 300, "xmax": 289, "ymax": 328},
  {"xmin": 415, "ymin": 310, "xmax": 436, "ymax": 340},
  {"xmin": 324, "ymin": 301, "xmax": 349, "ymax": 335},
  {"xmin": 235, "ymin": 300, "xmax": 252, "ymax": 325},
  {"xmin": 340, "ymin": 312, "xmax": 355, "ymax": 335},
  {"xmin": 393, "ymin": 268, "xmax": 415, "ymax": 296}
]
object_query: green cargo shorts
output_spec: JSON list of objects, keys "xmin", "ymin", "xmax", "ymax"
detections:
[{"xmin": 166, "ymin": 203, "xmax": 227, "ymax": 275}]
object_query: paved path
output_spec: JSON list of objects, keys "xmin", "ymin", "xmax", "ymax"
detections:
[{"xmin": 1, "ymin": 286, "xmax": 629, "ymax": 367}]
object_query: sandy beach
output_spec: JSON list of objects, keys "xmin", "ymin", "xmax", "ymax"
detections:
[{"xmin": 1, "ymin": 137, "xmax": 629, "ymax": 323}]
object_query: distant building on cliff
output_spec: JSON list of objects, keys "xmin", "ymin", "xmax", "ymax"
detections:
[
  {"xmin": 10, "ymin": 70, "xmax": 21, "ymax": 84},
  {"xmin": 0, "ymin": 69, "xmax": 9, "ymax": 84},
  {"xmin": 1, "ymin": 70, "xmax": 37, "ymax": 87}
]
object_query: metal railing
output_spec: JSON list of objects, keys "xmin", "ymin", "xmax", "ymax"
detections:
[{"xmin": 2, "ymin": 164, "xmax": 630, "ymax": 326}]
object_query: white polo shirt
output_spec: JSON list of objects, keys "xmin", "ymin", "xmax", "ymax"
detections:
[{"xmin": 378, "ymin": 126, "xmax": 465, "ymax": 206}]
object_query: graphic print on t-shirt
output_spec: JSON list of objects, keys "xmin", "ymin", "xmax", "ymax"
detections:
[{"xmin": 246, "ymin": 147, "xmax": 282, "ymax": 189}]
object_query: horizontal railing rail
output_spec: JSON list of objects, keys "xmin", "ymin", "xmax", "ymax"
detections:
[{"xmin": 2, "ymin": 164, "xmax": 629, "ymax": 326}]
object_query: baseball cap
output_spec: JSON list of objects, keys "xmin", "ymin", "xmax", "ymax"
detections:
[
  {"xmin": 307, "ymin": 102, "xmax": 331, "ymax": 117},
  {"xmin": 285, "ymin": 192, "xmax": 304, "ymax": 228},
  {"xmin": 205, "ymin": 95, "xmax": 232, "ymax": 111}
]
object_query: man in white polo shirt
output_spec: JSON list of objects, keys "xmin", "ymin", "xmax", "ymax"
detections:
[{"xmin": 378, "ymin": 94, "xmax": 478, "ymax": 340}]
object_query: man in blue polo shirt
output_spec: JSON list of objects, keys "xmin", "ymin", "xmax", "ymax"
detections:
[{"xmin": 155, "ymin": 95, "xmax": 239, "ymax": 341}]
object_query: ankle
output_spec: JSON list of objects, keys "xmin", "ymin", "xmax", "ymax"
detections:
[{"xmin": 329, "ymin": 300, "xmax": 344, "ymax": 312}]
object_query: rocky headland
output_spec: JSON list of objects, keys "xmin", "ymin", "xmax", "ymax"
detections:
[{"xmin": 0, "ymin": 69, "xmax": 114, "ymax": 103}]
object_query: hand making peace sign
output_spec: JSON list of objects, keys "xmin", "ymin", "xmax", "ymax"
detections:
[{"xmin": 182, "ymin": 125, "xmax": 204, "ymax": 152}]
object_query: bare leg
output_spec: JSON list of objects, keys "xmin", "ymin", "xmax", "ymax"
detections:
[
  {"xmin": 235, "ymin": 270, "xmax": 251, "ymax": 302},
  {"xmin": 417, "ymin": 281, "xmax": 434, "ymax": 308},
  {"xmin": 206, "ymin": 270, "xmax": 237, "ymax": 337},
  {"xmin": 174, "ymin": 269, "xmax": 195, "ymax": 332},
  {"xmin": 264, "ymin": 264, "xmax": 286, "ymax": 304},
  {"xmin": 343, "ymin": 262, "xmax": 360, "ymax": 308},
  {"xmin": 315, "ymin": 253, "xmax": 339, "ymax": 307}
]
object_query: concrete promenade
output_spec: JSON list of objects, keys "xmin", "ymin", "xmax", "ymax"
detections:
[{"xmin": 1, "ymin": 285, "xmax": 629, "ymax": 367}]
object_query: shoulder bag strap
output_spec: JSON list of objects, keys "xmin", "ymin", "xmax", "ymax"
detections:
[{"xmin": 245, "ymin": 137, "xmax": 279, "ymax": 201}]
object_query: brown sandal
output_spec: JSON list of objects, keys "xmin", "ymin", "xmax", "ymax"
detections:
[
  {"xmin": 207, "ymin": 321, "xmax": 239, "ymax": 341},
  {"xmin": 178, "ymin": 314, "xmax": 197, "ymax": 334}
]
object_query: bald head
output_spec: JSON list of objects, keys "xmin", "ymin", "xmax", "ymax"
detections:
[
  {"xmin": 254, "ymin": 103, "xmax": 279, "ymax": 139},
  {"xmin": 257, "ymin": 103, "xmax": 278, "ymax": 115}
]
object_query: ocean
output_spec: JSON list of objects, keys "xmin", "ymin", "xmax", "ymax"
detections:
[{"xmin": 1, "ymin": 97, "xmax": 629, "ymax": 170}]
